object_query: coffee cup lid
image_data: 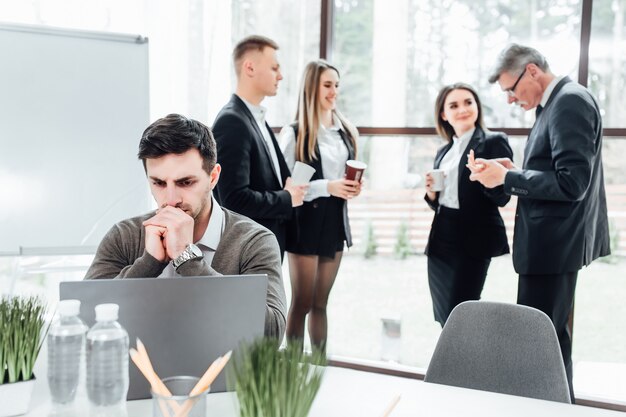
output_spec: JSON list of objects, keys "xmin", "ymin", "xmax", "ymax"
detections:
[{"xmin": 346, "ymin": 160, "xmax": 367, "ymax": 169}]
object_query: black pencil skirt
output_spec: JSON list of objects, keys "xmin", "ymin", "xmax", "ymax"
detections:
[{"xmin": 427, "ymin": 206, "xmax": 491, "ymax": 326}]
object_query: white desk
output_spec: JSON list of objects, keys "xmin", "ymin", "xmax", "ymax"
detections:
[{"xmin": 25, "ymin": 364, "xmax": 622, "ymax": 416}]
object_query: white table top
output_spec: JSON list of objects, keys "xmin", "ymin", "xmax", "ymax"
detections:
[{"xmin": 25, "ymin": 362, "xmax": 622, "ymax": 417}]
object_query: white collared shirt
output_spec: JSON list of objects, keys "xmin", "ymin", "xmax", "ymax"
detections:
[
  {"xmin": 279, "ymin": 116, "xmax": 349, "ymax": 201},
  {"xmin": 540, "ymin": 75, "xmax": 565, "ymax": 108},
  {"xmin": 240, "ymin": 96, "xmax": 283, "ymax": 187},
  {"xmin": 158, "ymin": 196, "xmax": 225, "ymax": 277},
  {"xmin": 437, "ymin": 128, "xmax": 475, "ymax": 209}
]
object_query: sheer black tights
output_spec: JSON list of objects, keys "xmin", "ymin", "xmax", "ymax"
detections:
[{"xmin": 285, "ymin": 251, "xmax": 343, "ymax": 351}]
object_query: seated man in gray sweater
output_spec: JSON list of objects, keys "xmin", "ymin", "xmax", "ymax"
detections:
[{"xmin": 85, "ymin": 113, "xmax": 287, "ymax": 339}]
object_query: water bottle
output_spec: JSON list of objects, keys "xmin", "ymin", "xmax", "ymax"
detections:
[
  {"xmin": 47, "ymin": 299, "xmax": 87, "ymax": 404},
  {"xmin": 86, "ymin": 303, "xmax": 129, "ymax": 408}
]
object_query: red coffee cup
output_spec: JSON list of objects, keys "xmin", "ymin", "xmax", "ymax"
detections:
[{"xmin": 345, "ymin": 160, "xmax": 367, "ymax": 181}]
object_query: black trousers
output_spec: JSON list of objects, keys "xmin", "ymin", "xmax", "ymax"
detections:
[
  {"xmin": 427, "ymin": 206, "xmax": 491, "ymax": 326},
  {"xmin": 517, "ymin": 271, "xmax": 578, "ymax": 401}
]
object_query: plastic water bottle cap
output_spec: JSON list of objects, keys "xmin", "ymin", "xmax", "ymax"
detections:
[
  {"xmin": 94, "ymin": 303, "xmax": 119, "ymax": 322},
  {"xmin": 58, "ymin": 299, "xmax": 81, "ymax": 316}
]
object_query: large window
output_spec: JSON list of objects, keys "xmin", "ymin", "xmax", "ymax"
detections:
[{"xmin": 329, "ymin": 0, "xmax": 626, "ymax": 406}]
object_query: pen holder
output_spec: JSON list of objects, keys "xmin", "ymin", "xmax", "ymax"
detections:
[{"xmin": 151, "ymin": 376, "xmax": 207, "ymax": 417}]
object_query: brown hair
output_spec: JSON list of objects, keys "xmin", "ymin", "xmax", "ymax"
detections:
[
  {"xmin": 232, "ymin": 35, "xmax": 279, "ymax": 77},
  {"xmin": 434, "ymin": 83, "xmax": 485, "ymax": 143},
  {"xmin": 294, "ymin": 60, "xmax": 358, "ymax": 162},
  {"xmin": 138, "ymin": 114, "xmax": 216, "ymax": 175}
]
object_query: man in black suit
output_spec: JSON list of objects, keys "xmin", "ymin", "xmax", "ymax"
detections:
[
  {"xmin": 212, "ymin": 35, "xmax": 307, "ymax": 259},
  {"xmin": 468, "ymin": 44, "xmax": 610, "ymax": 400}
]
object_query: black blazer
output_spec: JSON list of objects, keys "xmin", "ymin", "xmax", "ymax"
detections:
[
  {"xmin": 425, "ymin": 126, "xmax": 512, "ymax": 259},
  {"xmin": 286, "ymin": 124, "xmax": 355, "ymax": 251},
  {"xmin": 212, "ymin": 94, "xmax": 292, "ymax": 253},
  {"xmin": 504, "ymin": 77, "xmax": 610, "ymax": 274}
]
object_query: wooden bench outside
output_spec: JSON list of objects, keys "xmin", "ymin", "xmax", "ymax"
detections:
[{"xmin": 347, "ymin": 185, "xmax": 626, "ymax": 256}]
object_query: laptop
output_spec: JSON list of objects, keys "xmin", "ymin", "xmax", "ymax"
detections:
[{"xmin": 59, "ymin": 275, "xmax": 268, "ymax": 400}]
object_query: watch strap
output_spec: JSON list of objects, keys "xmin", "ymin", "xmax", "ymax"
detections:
[{"xmin": 173, "ymin": 244, "xmax": 203, "ymax": 270}]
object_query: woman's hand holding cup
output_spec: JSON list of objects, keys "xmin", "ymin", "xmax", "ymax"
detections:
[
  {"xmin": 328, "ymin": 178, "xmax": 361, "ymax": 200},
  {"xmin": 425, "ymin": 169, "xmax": 445, "ymax": 202}
]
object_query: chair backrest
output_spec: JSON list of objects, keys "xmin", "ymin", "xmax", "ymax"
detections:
[{"xmin": 424, "ymin": 301, "xmax": 571, "ymax": 403}]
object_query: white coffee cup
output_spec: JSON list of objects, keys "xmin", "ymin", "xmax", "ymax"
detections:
[
  {"xmin": 428, "ymin": 169, "xmax": 445, "ymax": 192},
  {"xmin": 291, "ymin": 161, "xmax": 316, "ymax": 185}
]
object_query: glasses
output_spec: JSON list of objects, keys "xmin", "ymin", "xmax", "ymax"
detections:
[{"xmin": 505, "ymin": 68, "xmax": 526, "ymax": 97}]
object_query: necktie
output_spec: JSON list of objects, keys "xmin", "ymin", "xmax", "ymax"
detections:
[{"xmin": 536, "ymin": 105, "xmax": 543, "ymax": 118}]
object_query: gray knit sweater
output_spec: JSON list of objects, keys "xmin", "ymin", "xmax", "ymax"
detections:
[{"xmin": 85, "ymin": 208, "xmax": 287, "ymax": 339}]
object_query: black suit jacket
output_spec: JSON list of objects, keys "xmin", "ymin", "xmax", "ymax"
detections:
[
  {"xmin": 504, "ymin": 77, "xmax": 610, "ymax": 274},
  {"xmin": 212, "ymin": 94, "xmax": 292, "ymax": 254},
  {"xmin": 425, "ymin": 126, "xmax": 512, "ymax": 259}
]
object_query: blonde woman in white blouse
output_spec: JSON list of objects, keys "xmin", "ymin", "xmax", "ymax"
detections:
[{"xmin": 279, "ymin": 60, "xmax": 361, "ymax": 351}]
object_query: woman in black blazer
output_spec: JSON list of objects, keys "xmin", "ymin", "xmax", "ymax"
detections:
[
  {"xmin": 279, "ymin": 60, "xmax": 361, "ymax": 350},
  {"xmin": 425, "ymin": 83, "xmax": 513, "ymax": 326}
]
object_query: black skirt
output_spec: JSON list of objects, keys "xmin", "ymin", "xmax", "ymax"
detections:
[
  {"xmin": 286, "ymin": 196, "xmax": 347, "ymax": 258},
  {"xmin": 427, "ymin": 206, "xmax": 491, "ymax": 326}
]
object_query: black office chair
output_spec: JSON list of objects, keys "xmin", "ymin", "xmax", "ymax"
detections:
[{"xmin": 424, "ymin": 300, "xmax": 571, "ymax": 403}]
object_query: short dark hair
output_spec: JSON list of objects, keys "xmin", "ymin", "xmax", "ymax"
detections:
[
  {"xmin": 232, "ymin": 35, "xmax": 279, "ymax": 77},
  {"xmin": 138, "ymin": 113, "xmax": 216, "ymax": 174},
  {"xmin": 488, "ymin": 43, "xmax": 550, "ymax": 84},
  {"xmin": 434, "ymin": 83, "xmax": 485, "ymax": 142}
]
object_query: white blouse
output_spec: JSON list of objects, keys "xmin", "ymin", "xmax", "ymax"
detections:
[
  {"xmin": 279, "ymin": 117, "xmax": 349, "ymax": 201},
  {"xmin": 437, "ymin": 128, "xmax": 474, "ymax": 209}
]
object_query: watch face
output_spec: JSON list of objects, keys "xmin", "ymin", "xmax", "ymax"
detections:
[{"xmin": 189, "ymin": 244, "xmax": 203, "ymax": 257}]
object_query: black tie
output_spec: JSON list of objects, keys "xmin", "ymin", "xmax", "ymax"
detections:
[{"xmin": 536, "ymin": 105, "xmax": 543, "ymax": 117}]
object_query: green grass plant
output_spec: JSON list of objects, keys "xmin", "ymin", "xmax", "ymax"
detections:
[
  {"xmin": 363, "ymin": 220, "xmax": 378, "ymax": 259},
  {"xmin": 393, "ymin": 221, "xmax": 413, "ymax": 259},
  {"xmin": 228, "ymin": 339, "xmax": 326, "ymax": 417},
  {"xmin": 0, "ymin": 296, "xmax": 48, "ymax": 384}
]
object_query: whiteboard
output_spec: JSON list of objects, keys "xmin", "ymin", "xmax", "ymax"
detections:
[{"xmin": 0, "ymin": 23, "xmax": 151, "ymax": 255}]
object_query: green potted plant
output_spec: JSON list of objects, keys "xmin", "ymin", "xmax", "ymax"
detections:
[
  {"xmin": 228, "ymin": 339, "xmax": 326, "ymax": 417},
  {"xmin": 0, "ymin": 296, "xmax": 48, "ymax": 417}
]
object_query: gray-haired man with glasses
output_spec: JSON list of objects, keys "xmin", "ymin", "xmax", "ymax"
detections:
[{"xmin": 467, "ymin": 43, "xmax": 610, "ymax": 401}]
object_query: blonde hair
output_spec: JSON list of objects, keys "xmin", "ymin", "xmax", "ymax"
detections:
[{"xmin": 294, "ymin": 60, "xmax": 359, "ymax": 162}]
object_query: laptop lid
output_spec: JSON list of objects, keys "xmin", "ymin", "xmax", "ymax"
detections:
[{"xmin": 60, "ymin": 275, "xmax": 268, "ymax": 400}]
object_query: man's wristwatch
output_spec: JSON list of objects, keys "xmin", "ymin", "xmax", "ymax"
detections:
[{"xmin": 172, "ymin": 243, "xmax": 204, "ymax": 271}]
